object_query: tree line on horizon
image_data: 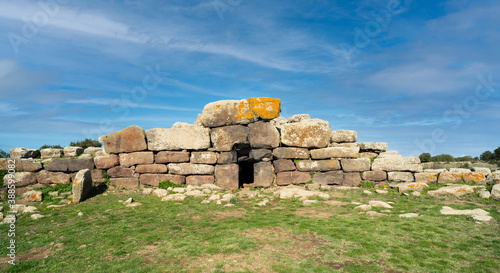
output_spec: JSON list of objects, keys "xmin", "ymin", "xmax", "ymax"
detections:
[{"xmin": 419, "ymin": 146, "xmax": 500, "ymax": 166}]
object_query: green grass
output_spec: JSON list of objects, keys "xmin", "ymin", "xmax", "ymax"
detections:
[{"xmin": 1, "ymin": 187, "xmax": 499, "ymax": 272}]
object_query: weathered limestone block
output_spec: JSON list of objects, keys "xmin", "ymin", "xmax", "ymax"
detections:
[
  {"xmin": 312, "ymin": 171, "xmax": 343, "ymax": 185},
  {"xmin": 139, "ymin": 174, "xmax": 185, "ymax": 187},
  {"xmin": 110, "ymin": 177, "xmax": 139, "ymax": 188},
  {"xmin": 341, "ymin": 158, "xmax": 370, "ymax": 172},
  {"xmin": 155, "ymin": 151, "xmax": 190, "ymax": 163},
  {"xmin": 190, "ymin": 152, "xmax": 218, "ymax": 164},
  {"xmin": 211, "ymin": 125, "xmax": 249, "ymax": 151},
  {"xmin": 3, "ymin": 172, "xmax": 37, "ymax": 187},
  {"xmin": 270, "ymin": 116, "xmax": 287, "ymax": 129},
  {"xmin": 437, "ymin": 171, "xmax": 464, "ymax": 183},
  {"xmin": 371, "ymin": 156, "xmax": 422, "ymax": 172},
  {"xmin": 362, "ymin": 170, "xmax": 387, "ymax": 181},
  {"xmin": 83, "ymin": 147, "xmax": 103, "ymax": 155},
  {"xmin": 295, "ymin": 160, "xmax": 340, "ymax": 172},
  {"xmin": 273, "ymin": 159, "xmax": 296, "ymax": 173},
  {"xmin": 276, "ymin": 171, "xmax": 311, "ymax": 185},
  {"xmin": 40, "ymin": 148, "xmax": 63, "ymax": 159},
  {"xmin": 217, "ymin": 151, "xmax": 237, "ymax": 164},
  {"xmin": 196, "ymin": 97, "xmax": 281, "ymax": 127},
  {"xmin": 272, "ymin": 147, "xmax": 309, "ymax": 159},
  {"xmin": 99, "ymin": 125, "xmax": 147, "ymax": 154},
  {"xmin": 72, "ymin": 169, "xmax": 92, "ymax": 203},
  {"xmin": 44, "ymin": 158, "xmax": 94, "ymax": 172},
  {"xmin": 91, "ymin": 169, "xmax": 106, "ymax": 183},
  {"xmin": 388, "ymin": 172, "xmax": 414, "ymax": 182},
  {"xmin": 359, "ymin": 152, "xmax": 378, "ymax": 158},
  {"xmin": 397, "ymin": 182, "xmax": 428, "ymax": 192},
  {"xmin": 107, "ymin": 166, "xmax": 135, "ymax": 178},
  {"xmin": 135, "ymin": 164, "xmax": 168, "ymax": 174},
  {"xmin": 18, "ymin": 159, "xmax": 43, "ymax": 172},
  {"xmin": 79, "ymin": 154, "xmax": 93, "ymax": 160},
  {"xmin": 488, "ymin": 172, "xmax": 500, "ymax": 185},
  {"xmin": 462, "ymin": 172, "xmax": 487, "ymax": 184},
  {"xmin": 23, "ymin": 190, "xmax": 42, "ymax": 202},
  {"xmin": 146, "ymin": 125, "xmax": 211, "ymax": 151},
  {"xmin": 248, "ymin": 122, "xmax": 280, "ymax": 148},
  {"xmin": 94, "ymin": 154, "xmax": 119, "ymax": 169},
  {"xmin": 36, "ymin": 170, "xmax": 70, "ymax": 184},
  {"xmin": 428, "ymin": 185, "xmax": 475, "ymax": 197},
  {"xmin": 63, "ymin": 146, "xmax": 84, "ymax": 157},
  {"xmin": 10, "ymin": 148, "xmax": 40, "ymax": 158},
  {"xmin": 449, "ymin": 168, "xmax": 471, "ymax": 173},
  {"xmin": 343, "ymin": 172, "xmax": 361, "ymax": 186},
  {"xmin": 215, "ymin": 164, "xmax": 239, "ymax": 189},
  {"xmin": 471, "ymin": 167, "xmax": 492, "ymax": 175},
  {"xmin": 492, "ymin": 184, "xmax": 500, "ymax": 200},
  {"xmin": 331, "ymin": 130, "xmax": 357, "ymax": 143},
  {"xmin": 287, "ymin": 114, "xmax": 310, "ymax": 123},
  {"xmin": 280, "ymin": 120, "xmax": 331, "ymax": 148},
  {"xmin": 414, "ymin": 172, "xmax": 438, "ymax": 183},
  {"xmin": 119, "ymin": 152, "xmax": 154, "ymax": 168},
  {"xmin": 250, "ymin": 149, "xmax": 273, "ymax": 161},
  {"xmin": 186, "ymin": 175, "xmax": 215, "ymax": 186},
  {"xmin": 169, "ymin": 163, "xmax": 214, "ymax": 175},
  {"xmin": 254, "ymin": 162, "xmax": 274, "ymax": 187},
  {"xmin": 310, "ymin": 147, "xmax": 360, "ymax": 159},
  {"xmin": 357, "ymin": 142, "xmax": 388, "ymax": 151}
]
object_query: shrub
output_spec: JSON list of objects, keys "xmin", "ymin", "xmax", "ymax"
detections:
[
  {"xmin": 102, "ymin": 170, "xmax": 110, "ymax": 184},
  {"xmin": 360, "ymin": 180, "xmax": 374, "ymax": 188},
  {"xmin": 69, "ymin": 138, "xmax": 102, "ymax": 149},
  {"xmin": 39, "ymin": 144, "xmax": 63, "ymax": 150},
  {"xmin": 159, "ymin": 180, "xmax": 182, "ymax": 189},
  {"xmin": 0, "ymin": 170, "xmax": 7, "ymax": 187},
  {"xmin": 0, "ymin": 149, "xmax": 9, "ymax": 158}
]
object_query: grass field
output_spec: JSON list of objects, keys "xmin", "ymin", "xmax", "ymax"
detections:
[{"xmin": 1, "ymin": 185, "xmax": 499, "ymax": 273}]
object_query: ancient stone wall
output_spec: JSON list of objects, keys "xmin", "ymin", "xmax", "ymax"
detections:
[{"xmin": 3, "ymin": 97, "xmax": 499, "ymax": 201}]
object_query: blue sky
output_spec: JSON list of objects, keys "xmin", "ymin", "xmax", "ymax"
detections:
[{"xmin": 0, "ymin": 0, "xmax": 499, "ymax": 157}]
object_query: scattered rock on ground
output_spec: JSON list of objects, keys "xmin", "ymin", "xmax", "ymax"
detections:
[
  {"xmin": 399, "ymin": 213, "xmax": 420, "ymax": 218},
  {"xmin": 368, "ymin": 200, "xmax": 393, "ymax": 209}
]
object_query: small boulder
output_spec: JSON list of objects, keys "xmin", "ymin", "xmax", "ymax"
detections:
[{"xmin": 72, "ymin": 169, "xmax": 93, "ymax": 203}]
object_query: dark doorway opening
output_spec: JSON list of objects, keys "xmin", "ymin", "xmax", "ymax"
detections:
[{"xmin": 238, "ymin": 161, "xmax": 254, "ymax": 188}]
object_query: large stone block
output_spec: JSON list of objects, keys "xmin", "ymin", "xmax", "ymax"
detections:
[
  {"xmin": 146, "ymin": 125, "xmax": 211, "ymax": 151},
  {"xmin": 312, "ymin": 171, "xmax": 343, "ymax": 185},
  {"xmin": 273, "ymin": 159, "xmax": 296, "ymax": 173},
  {"xmin": 310, "ymin": 147, "xmax": 360, "ymax": 159},
  {"xmin": 357, "ymin": 142, "xmax": 388, "ymax": 151},
  {"xmin": 462, "ymin": 172, "xmax": 487, "ymax": 184},
  {"xmin": 10, "ymin": 148, "xmax": 40, "ymax": 158},
  {"xmin": 3, "ymin": 172, "xmax": 37, "ymax": 187},
  {"xmin": 437, "ymin": 171, "xmax": 464, "ymax": 183},
  {"xmin": 215, "ymin": 164, "xmax": 239, "ymax": 189},
  {"xmin": 72, "ymin": 169, "xmax": 92, "ymax": 203},
  {"xmin": 40, "ymin": 148, "xmax": 63, "ymax": 159},
  {"xmin": 488, "ymin": 172, "xmax": 500, "ymax": 185},
  {"xmin": 107, "ymin": 166, "xmax": 135, "ymax": 178},
  {"xmin": 190, "ymin": 152, "xmax": 218, "ymax": 164},
  {"xmin": 18, "ymin": 159, "xmax": 43, "ymax": 172},
  {"xmin": 362, "ymin": 171, "xmax": 387, "ymax": 181},
  {"xmin": 331, "ymin": 130, "xmax": 357, "ymax": 143},
  {"xmin": 254, "ymin": 162, "xmax": 274, "ymax": 187},
  {"xmin": 295, "ymin": 160, "xmax": 340, "ymax": 172},
  {"xmin": 169, "ymin": 163, "xmax": 214, "ymax": 175},
  {"xmin": 388, "ymin": 172, "xmax": 414, "ymax": 182},
  {"xmin": 280, "ymin": 120, "xmax": 331, "ymax": 148},
  {"xmin": 471, "ymin": 167, "xmax": 491, "ymax": 175},
  {"xmin": 343, "ymin": 172, "xmax": 361, "ymax": 186},
  {"xmin": 248, "ymin": 122, "xmax": 280, "ymax": 148},
  {"xmin": 492, "ymin": 184, "xmax": 500, "ymax": 200},
  {"xmin": 44, "ymin": 158, "xmax": 94, "ymax": 172},
  {"xmin": 273, "ymin": 147, "xmax": 309, "ymax": 159},
  {"xmin": 341, "ymin": 158, "xmax": 370, "ymax": 172},
  {"xmin": 110, "ymin": 178, "xmax": 139, "ymax": 188},
  {"xmin": 196, "ymin": 98, "xmax": 281, "ymax": 127},
  {"xmin": 119, "ymin": 152, "xmax": 154, "ymax": 168},
  {"xmin": 276, "ymin": 171, "xmax": 311, "ymax": 186},
  {"xmin": 371, "ymin": 156, "xmax": 422, "ymax": 172},
  {"xmin": 155, "ymin": 151, "xmax": 190, "ymax": 163},
  {"xmin": 398, "ymin": 182, "xmax": 429, "ymax": 192},
  {"xmin": 63, "ymin": 146, "xmax": 84, "ymax": 157},
  {"xmin": 91, "ymin": 169, "xmax": 106, "ymax": 183},
  {"xmin": 99, "ymin": 125, "xmax": 147, "ymax": 154},
  {"xmin": 287, "ymin": 114, "xmax": 310, "ymax": 123},
  {"xmin": 217, "ymin": 151, "xmax": 237, "ymax": 164},
  {"xmin": 83, "ymin": 147, "xmax": 103, "ymax": 155},
  {"xmin": 211, "ymin": 125, "xmax": 249, "ymax": 151},
  {"xmin": 186, "ymin": 175, "xmax": 215, "ymax": 186},
  {"xmin": 415, "ymin": 172, "xmax": 438, "ymax": 183},
  {"xmin": 94, "ymin": 154, "xmax": 120, "ymax": 169},
  {"xmin": 36, "ymin": 170, "xmax": 70, "ymax": 184},
  {"xmin": 135, "ymin": 164, "xmax": 168, "ymax": 174},
  {"xmin": 139, "ymin": 174, "xmax": 185, "ymax": 187},
  {"xmin": 250, "ymin": 149, "xmax": 273, "ymax": 161}
]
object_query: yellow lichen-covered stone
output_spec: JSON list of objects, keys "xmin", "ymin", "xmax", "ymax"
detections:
[{"xmin": 196, "ymin": 98, "xmax": 281, "ymax": 127}]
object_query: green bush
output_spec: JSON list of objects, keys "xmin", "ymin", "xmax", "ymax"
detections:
[
  {"xmin": 360, "ymin": 180, "xmax": 374, "ymax": 188},
  {"xmin": 102, "ymin": 170, "xmax": 110, "ymax": 184},
  {"xmin": 69, "ymin": 138, "xmax": 102, "ymax": 149},
  {"xmin": 39, "ymin": 144, "xmax": 63, "ymax": 150},
  {"xmin": 159, "ymin": 180, "xmax": 182, "ymax": 189},
  {"xmin": 0, "ymin": 149, "xmax": 9, "ymax": 158},
  {"xmin": 0, "ymin": 170, "xmax": 7, "ymax": 187}
]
